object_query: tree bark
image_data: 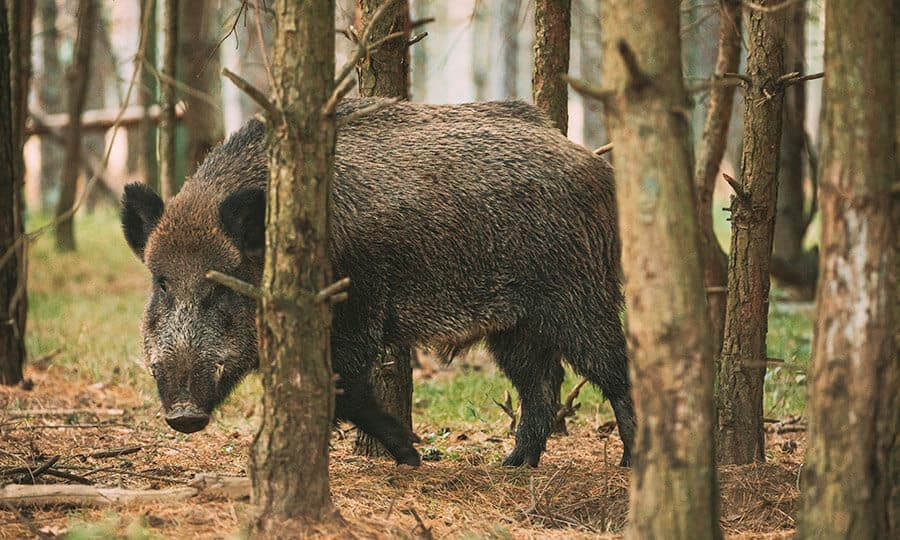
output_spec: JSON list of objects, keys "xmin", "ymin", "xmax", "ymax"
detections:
[
  {"xmin": 138, "ymin": 0, "xmax": 159, "ymax": 190},
  {"xmin": 37, "ymin": 0, "xmax": 63, "ymax": 211},
  {"xmin": 251, "ymin": 0, "xmax": 337, "ymax": 529},
  {"xmin": 770, "ymin": 0, "xmax": 816, "ymax": 297},
  {"xmin": 353, "ymin": 0, "xmax": 415, "ymax": 460},
  {"xmin": 158, "ymin": 0, "xmax": 178, "ymax": 201},
  {"xmin": 178, "ymin": 0, "xmax": 223, "ymax": 173},
  {"xmin": 715, "ymin": 1, "xmax": 786, "ymax": 465},
  {"xmin": 798, "ymin": 0, "xmax": 898, "ymax": 536},
  {"xmin": 0, "ymin": 0, "xmax": 28, "ymax": 386},
  {"xmin": 500, "ymin": 0, "xmax": 519, "ymax": 98},
  {"xmin": 532, "ymin": 0, "xmax": 570, "ymax": 135},
  {"xmin": 693, "ymin": 0, "xmax": 740, "ymax": 361},
  {"xmin": 54, "ymin": 0, "xmax": 95, "ymax": 252},
  {"xmin": 410, "ymin": 0, "xmax": 429, "ymax": 101},
  {"xmin": 599, "ymin": 1, "xmax": 721, "ymax": 538},
  {"xmin": 471, "ymin": 0, "xmax": 489, "ymax": 100}
]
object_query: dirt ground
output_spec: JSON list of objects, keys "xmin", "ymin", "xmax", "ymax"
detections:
[{"xmin": 1, "ymin": 365, "xmax": 805, "ymax": 539}]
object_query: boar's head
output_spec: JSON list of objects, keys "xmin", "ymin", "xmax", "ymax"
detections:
[{"xmin": 121, "ymin": 183, "xmax": 266, "ymax": 433}]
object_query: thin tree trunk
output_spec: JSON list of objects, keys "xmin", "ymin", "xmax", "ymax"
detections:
[
  {"xmin": 138, "ymin": 0, "xmax": 158, "ymax": 190},
  {"xmin": 0, "ymin": 0, "xmax": 28, "ymax": 386},
  {"xmin": 577, "ymin": 0, "xmax": 603, "ymax": 148},
  {"xmin": 410, "ymin": 0, "xmax": 428, "ymax": 101},
  {"xmin": 158, "ymin": 0, "xmax": 178, "ymax": 201},
  {"xmin": 353, "ymin": 0, "xmax": 415, "ymax": 460},
  {"xmin": 716, "ymin": 1, "xmax": 786, "ymax": 465},
  {"xmin": 37, "ymin": 0, "xmax": 63, "ymax": 211},
  {"xmin": 500, "ymin": 0, "xmax": 519, "ymax": 98},
  {"xmin": 178, "ymin": 0, "xmax": 223, "ymax": 173},
  {"xmin": 798, "ymin": 0, "xmax": 897, "ymax": 536},
  {"xmin": 83, "ymin": 11, "xmax": 110, "ymax": 212},
  {"xmin": 251, "ymin": 0, "xmax": 337, "ymax": 529},
  {"xmin": 55, "ymin": 0, "xmax": 96, "ymax": 252},
  {"xmin": 532, "ymin": 0, "xmax": 570, "ymax": 135},
  {"xmin": 471, "ymin": 0, "xmax": 489, "ymax": 100},
  {"xmin": 770, "ymin": 0, "xmax": 816, "ymax": 296},
  {"xmin": 599, "ymin": 1, "xmax": 721, "ymax": 537},
  {"xmin": 693, "ymin": 0, "xmax": 740, "ymax": 361}
]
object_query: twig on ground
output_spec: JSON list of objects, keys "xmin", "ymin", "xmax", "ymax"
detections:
[
  {"xmin": 85, "ymin": 446, "xmax": 143, "ymax": 459},
  {"xmin": 3, "ymin": 502, "xmax": 53, "ymax": 540},
  {"xmin": 43, "ymin": 469, "xmax": 92, "ymax": 485},
  {"xmin": 5, "ymin": 408, "xmax": 124, "ymax": 419}
]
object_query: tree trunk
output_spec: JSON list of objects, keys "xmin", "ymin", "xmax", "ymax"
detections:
[
  {"xmin": 471, "ymin": 0, "xmax": 489, "ymax": 100},
  {"xmin": 54, "ymin": 0, "xmax": 96, "ymax": 252},
  {"xmin": 0, "ymin": 0, "xmax": 28, "ymax": 386},
  {"xmin": 410, "ymin": 0, "xmax": 429, "ymax": 101},
  {"xmin": 83, "ymin": 11, "xmax": 110, "ymax": 213},
  {"xmin": 178, "ymin": 0, "xmax": 223, "ymax": 174},
  {"xmin": 770, "ymin": 0, "xmax": 816, "ymax": 297},
  {"xmin": 158, "ymin": 0, "xmax": 178, "ymax": 201},
  {"xmin": 353, "ymin": 0, "xmax": 415, "ymax": 460},
  {"xmin": 798, "ymin": 0, "xmax": 898, "ymax": 536},
  {"xmin": 251, "ymin": 0, "xmax": 337, "ymax": 530},
  {"xmin": 577, "ymin": 0, "xmax": 603, "ymax": 149},
  {"xmin": 37, "ymin": 0, "xmax": 63, "ymax": 212},
  {"xmin": 500, "ymin": 0, "xmax": 519, "ymax": 98},
  {"xmin": 693, "ymin": 0, "xmax": 740, "ymax": 361},
  {"xmin": 532, "ymin": 0, "xmax": 570, "ymax": 135},
  {"xmin": 716, "ymin": 1, "xmax": 786, "ymax": 465},
  {"xmin": 138, "ymin": 0, "xmax": 159, "ymax": 190},
  {"xmin": 599, "ymin": 1, "xmax": 721, "ymax": 538}
]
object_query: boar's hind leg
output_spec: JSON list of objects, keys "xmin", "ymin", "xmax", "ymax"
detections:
[
  {"xmin": 335, "ymin": 380, "xmax": 421, "ymax": 466},
  {"xmin": 488, "ymin": 327, "xmax": 563, "ymax": 467},
  {"xmin": 564, "ymin": 324, "xmax": 635, "ymax": 467}
]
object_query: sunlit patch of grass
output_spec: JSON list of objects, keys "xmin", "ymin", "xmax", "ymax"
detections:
[{"xmin": 764, "ymin": 289, "xmax": 814, "ymax": 418}]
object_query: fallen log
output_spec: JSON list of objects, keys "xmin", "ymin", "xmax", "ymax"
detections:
[
  {"xmin": 188, "ymin": 473, "xmax": 251, "ymax": 501},
  {"xmin": 0, "ymin": 484, "xmax": 197, "ymax": 508}
]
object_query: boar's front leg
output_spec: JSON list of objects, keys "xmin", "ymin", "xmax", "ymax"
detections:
[{"xmin": 335, "ymin": 377, "xmax": 421, "ymax": 466}]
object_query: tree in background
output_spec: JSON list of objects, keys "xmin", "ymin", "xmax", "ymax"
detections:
[
  {"xmin": 55, "ymin": 0, "xmax": 96, "ymax": 252},
  {"xmin": 0, "ymin": 0, "xmax": 29, "ymax": 386},
  {"xmin": 179, "ymin": 0, "xmax": 224, "ymax": 173},
  {"xmin": 37, "ymin": 0, "xmax": 63, "ymax": 211},
  {"xmin": 716, "ymin": 1, "xmax": 786, "ymax": 465},
  {"xmin": 576, "ymin": 0, "xmax": 603, "ymax": 149},
  {"xmin": 158, "ymin": 0, "xmax": 177, "ymax": 201},
  {"xmin": 251, "ymin": 0, "xmax": 337, "ymax": 529},
  {"xmin": 532, "ymin": 0, "xmax": 570, "ymax": 135},
  {"xmin": 579, "ymin": 0, "xmax": 721, "ymax": 536},
  {"xmin": 693, "ymin": 0, "xmax": 740, "ymax": 363},
  {"xmin": 799, "ymin": 0, "xmax": 897, "ymax": 536},
  {"xmin": 352, "ymin": 0, "xmax": 416, "ymax": 461},
  {"xmin": 138, "ymin": 0, "xmax": 158, "ymax": 190},
  {"xmin": 771, "ymin": 0, "xmax": 817, "ymax": 297},
  {"xmin": 500, "ymin": 0, "xmax": 519, "ymax": 98}
]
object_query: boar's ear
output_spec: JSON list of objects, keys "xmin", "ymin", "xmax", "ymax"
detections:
[
  {"xmin": 121, "ymin": 183, "xmax": 164, "ymax": 259},
  {"xmin": 218, "ymin": 187, "xmax": 266, "ymax": 257}
]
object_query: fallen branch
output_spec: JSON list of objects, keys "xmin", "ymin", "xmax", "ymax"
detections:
[
  {"xmin": 0, "ymin": 484, "xmax": 197, "ymax": 509},
  {"xmin": 5, "ymin": 408, "xmax": 124, "ymax": 419},
  {"xmin": 84, "ymin": 446, "xmax": 142, "ymax": 459},
  {"xmin": 188, "ymin": 473, "xmax": 251, "ymax": 501}
]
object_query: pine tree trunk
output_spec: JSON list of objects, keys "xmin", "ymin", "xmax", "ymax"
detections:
[
  {"xmin": 500, "ymin": 0, "xmax": 519, "ymax": 98},
  {"xmin": 178, "ymin": 0, "xmax": 223, "ymax": 173},
  {"xmin": 251, "ymin": 0, "xmax": 337, "ymax": 530},
  {"xmin": 770, "ymin": 0, "xmax": 816, "ymax": 296},
  {"xmin": 410, "ymin": 0, "xmax": 428, "ymax": 101},
  {"xmin": 55, "ymin": 0, "xmax": 96, "ymax": 252},
  {"xmin": 715, "ymin": 1, "xmax": 786, "ymax": 465},
  {"xmin": 798, "ymin": 0, "xmax": 897, "ymax": 536},
  {"xmin": 0, "ymin": 0, "xmax": 28, "ymax": 386},
  {"xmin": 37, "ymin": 0, "xmax": 63, "ymax": 211},
  {"xmin": 353, "ymin": 0, "xmax": 415, "ymax": 460},
  {"xmin": 471, "ymin": 0, "xmax": 489, "ymax": 100},
  {"xmin": 693, "ymin": 0, "xmax": 740, "ymax": 360},
  {"xmin": 532, "ymin": 0, "xmax": 570, "ymax": 135},
  {"xmin": 158, "ymin": 0, "xmax": 178, "ymax": 201},
  {"xmin": 599, "ymin": 1, "xmax": 721, "ymax": 538},
  {"xmin": 138, "ymin": 0, "xmax": 158, "ymax": 190}
]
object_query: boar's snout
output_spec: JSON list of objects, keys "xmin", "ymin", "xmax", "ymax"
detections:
[{"xmin": 165, "ymin": 403, "xmax": 210, "ymax": 433}]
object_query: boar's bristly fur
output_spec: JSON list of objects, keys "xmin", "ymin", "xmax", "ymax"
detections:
[{"xmin": 122, "ymin": 98, "xmax": 635, "ymax": 467}]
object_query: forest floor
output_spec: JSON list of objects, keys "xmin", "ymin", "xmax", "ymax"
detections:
[{"xmin": 0, "ymin": 212, "xmax": 815, "ymax": 539}]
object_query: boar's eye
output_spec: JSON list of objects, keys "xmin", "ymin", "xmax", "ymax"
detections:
[
  {"xmin": 154, "ymin": 275, "xmax": 169, "ymax": 294},
  {"xmin": 149, "ymin": 362, "xmax": 160, "ymax": 379}
]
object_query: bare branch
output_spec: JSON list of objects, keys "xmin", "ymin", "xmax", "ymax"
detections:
[
  {"xmin": 555, "ymin": 378, "xmax": 589, "ymax": 424},
  {"xmin": 314, "ymin": 277, "xmax": 351, "ymax": 305},
  {"xmin": 205, "ymin": 270, "xmax": 263, "ymax": 300},
  {"xmin": 780, "ymin": 71, "xmax": 824, "ymax": 87},
  {"xmin": 493, "ymin": 390, "xmax": 517, "ymax": 434},
  {"xmin": 334, "ymin": 0, "xmax": 402, "ymax": 87},
  {"xmin": 563, "ymin": 75, "xmax": 615, "ymax": 104},
  {"xmin": 222, "ymin": 68, "xmax": 279, "ymax": 119},
  {"xmin": 592, "ymin": 143, "xmax": 614, "ymax": 156},
  {"xmin": 336, "ymin": 98, "xmax": 399, "ymax": 128},
  {"xmin": 723, "ymin": 173, "xmax": 752, "ymax": 208},
  {"xmin": 616, "ymin": 40, "xmax": 651, "ymax": 91},
  {"xmin": 322, "ymin": 77, "xmax": 356, "ymax": 118},
  {"xmin": 407, "ymin": 31, "xmax": 428, "ymax": 47}
]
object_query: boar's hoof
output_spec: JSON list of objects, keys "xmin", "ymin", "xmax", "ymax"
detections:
[
  {"xmin": 165, "ymin": 405, "xmax": 210, "ymax": 433},
  {"xmin": 501, "ymin": 448, "xmax": 540, "ymax": 467},
  {"xmin": 618, "ymin": 452, "xmax": 632, "ymax": 467}
]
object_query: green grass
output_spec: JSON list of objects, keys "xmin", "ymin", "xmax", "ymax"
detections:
[{"xmin": 24, "ymin": 209, "xmax": 815, "ymax": 436}]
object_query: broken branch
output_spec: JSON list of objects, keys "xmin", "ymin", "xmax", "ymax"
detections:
[
  {"xmin": 722, "ymin": 173, "xmax": 752, "ymax": 208},
  {"xmin": 221, "ymin": 68, "xmax": 279, "ymax": 120},
  {"xmin": 337, "ymin": 98, "xmax": 399, "ymax": 128},
  {"xmin": 314, "ymin": 277, "xmax": 351, "ymax": 305},
  {"xmin": 205, "ymin": 271, "xmax": 264, "ymax": 300},
  {"xmin": 563, "ymin": 75, "xmax": 615, "ymax": 104},
  {"xmin": 493, "ymin": 390, "xmax": 518, "ymax": 434},
  {"xmin": 592, "ymin": 143, "xmax": 613, "ymax": 156},
  {"xmin": 617, "ymin": 40, "xmax": 651, "ymax": 91},
  {"xmin": 556, "ymin": 378, "xmax": 589, "ymax": 424}
]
